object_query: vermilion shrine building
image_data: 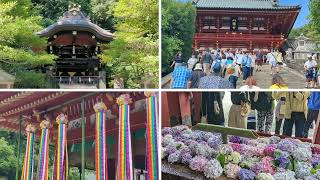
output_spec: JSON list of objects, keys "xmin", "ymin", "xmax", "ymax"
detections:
[{"xmin": 193, "ymin": 0, "xmax": 301, "ymax": 51}]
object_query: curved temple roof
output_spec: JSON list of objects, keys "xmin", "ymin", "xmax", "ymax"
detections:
[{"xmin": 37, "ymin": 5, "xmax": 113, "ymax": 42}]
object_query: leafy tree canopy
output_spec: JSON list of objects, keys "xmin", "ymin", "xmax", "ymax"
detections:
[
  {"xmin": 0, "ymin": 1, "xmax": 55, "ymax": 74},
  {"xmin": 101, "ymin": 0, "xmax": 159, "ymax": 88},
  {"xmin": 161, "ymin": 0, "xmax": 196, "ymax": 75}
]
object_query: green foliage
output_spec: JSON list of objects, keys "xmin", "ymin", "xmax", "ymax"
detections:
[
  {"xmin": 0, "ymin": 1, "xmax": 54, "ymax": 73},
  {"xmin": 162, "ymin": 0, "xmax": 196, "ymax": 75},
  {"xmin": 309, "ymin": 0, "xmax": 320, "ymax": 38},
  {"xmin": 0, "ymin": 138, "xmax": 17, "ymax": 176},
  {"xmin": 101, "ymin": 0, "xmax": 159, "ymax": 88},
  {"xmin": 14, "ymin": 71, "xmax": 49, "ymax": 88},
  {"xmin": 90, "ymin": 0, "xmax": 116, "ymax": 31}
]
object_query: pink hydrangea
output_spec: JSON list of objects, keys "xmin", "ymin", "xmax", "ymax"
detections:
[
  {"xmin": 251, "ymin": 156, "xmax": 275, "ymax": 175},
  {"xmin": 264, "ymin": 144, "xmax": 277, "ymax": 157},
  {"xmin": 224, "ymin": 163, "xmax": 241, "ymax": 178}
]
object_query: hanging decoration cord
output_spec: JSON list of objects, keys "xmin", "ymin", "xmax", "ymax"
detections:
[
  {"xmin": 21, "ymin": 124, "xmax": 36, "ymax": 180},
  {"xmin": 116, "ymin": 94, "xmax": 133, "ymax": 180},
  {"xmin": 37, "ymin": 120, "xmax": 50, "ymax": 180},
  {"xmin": 94, "ymin": 102, "xmax": 108, "ymax": 180},
  {"xmin": 56, "ymin": 113, "xmax": 68, "ymax": 180},
  {"xmin": 144, "ymin": 92, "xmax": 159, "ymax": 180}
]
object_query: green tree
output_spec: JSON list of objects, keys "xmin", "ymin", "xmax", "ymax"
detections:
[
  {"xmin": 90, "ymin": 0, "xmax": 116, "ymax": 31},
  {"xmin": 161, "ymin": 0, "xmax": 196, "ymax": 75},
  {"xmin": 101, "ymin": 0, "xmax": 159, "ymax": 88},
  {"xmin": 0, "ymin": 2, "xmax": 54, "ymax": 73},
  {"xmin": 309, "ymin": 0, "xmax": 320, "ymax": 38},
  {"xmin": 0, "ymin": 137, "xmax": 17, "ymax": 177}
]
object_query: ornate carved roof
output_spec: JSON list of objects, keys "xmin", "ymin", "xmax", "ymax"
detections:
[{"xmin": 37, "ymin": 4, "xmax": 113, "ymax": 42}]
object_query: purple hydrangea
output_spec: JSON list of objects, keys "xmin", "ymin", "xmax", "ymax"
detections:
[
  {"xmin": 277, "ymin": 139, "xmax": 297, "ymax": 154},
  {"xmin": 295, "ymin": 161, "xmax": 312, "ymax": 179},
  {"xmin": 168, "ymin": 150, "xmax": 181, "ymax": 163},
  {"xmin": 203, "ymin": 159, "xmax": 223, "ymax": 179},
  {"xmin": 189, "ymin": 156, "xmax": 208, "ymax": 172},
  {"xmin": 207, "ymin": 135, "xmax": 222, "ymax": 149},
  {"xmin": 269, "ymin": 136, "xmax": 281, "ymax": 144},
  {"xmin": 162, "ymin": 127, "xmax": 172, "ymax": 136},
  {"xmin": 229, "ymin": 135, "xmax": 241, "ymax": 144},
  {"xmin": 181, "ymin": 152, "xmax": 193, "ymax": 165},
  {"xmin": 274, "ymin": 152, "xmax": 290, "ymax": 169},
  {"xmin": 292, "ymin": 147, "xmax": 312, "ymax": 162},
  {"xmin": 238, "ymin": 168, "xmax": 256, "ymax": 180},
  {"xmin": 311, "ymin": 155, "xmax": 320, "ymax": 168}
]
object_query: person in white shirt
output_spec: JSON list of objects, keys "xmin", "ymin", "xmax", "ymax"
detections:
[
  {"xmin": 187, "ymin": 55, "xmax": 198, "ymax": 70},
  {"xmin": 266, "ymin": 50, "xmax": 277, "ymax": 75},
  {"xmin": 304, "ymin": 54, "xmax": 318, "ymax": 88}
]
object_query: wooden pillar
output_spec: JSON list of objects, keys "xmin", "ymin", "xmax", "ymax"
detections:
[
  {"xmin": 192, "ymin": 93, "xmax": 202, "ymax": 125},
  {"xmin": 179, "ymin": 93, "xmax": 192, "ymax": 126},
  {"xmin": 15, "ymin": 116, "xmax": 22, "ymax": 180},
  {"xmin": 161, "ymin": 92, "xmax": 181, "ymax": 127},
  {"xmin": 217, "ymin": 16, "xmax": 220, "ymax": 33}
]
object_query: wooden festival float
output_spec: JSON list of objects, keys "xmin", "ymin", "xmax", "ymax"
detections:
[
  {"xmin": 37, "ymin": 4, "xmax": 113, "ymax": 88},
  {"xmin": 0, "ymin": 92, "xmax": 159, "ymax": 179},
  {"xmin": 162, "ymin": 92, "xmax": 320, "ymax": 180}
]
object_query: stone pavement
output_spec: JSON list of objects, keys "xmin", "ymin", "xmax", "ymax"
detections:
[{"xmin": 237, "ymin": 64, "xmax": 306, "ymax": 89}]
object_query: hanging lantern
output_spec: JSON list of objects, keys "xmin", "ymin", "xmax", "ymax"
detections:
[
  {"xmin": 230, "ymin": 17, "xmax": 238, "ymax": 32},
  {"xmin": 37, "ymin": 120, "xmax": 50, "ymax": 180},
  {"xmin": 144, "ymin": 92, "xmax": 159, "ymax": 180},
  {"xmin": 21, "ymin": 124, "xmax": 36, "ymax": 180},
  {"xmin": 116, "ymin": 94, "xmax": 133, "ymax": 180},
  {"xmin": 94, "ymin": 102, "xmax": 108, "ymax": 180},
  {"xmin": 56, "ymin": 113, "xmax": 68, "ymax": 180}
]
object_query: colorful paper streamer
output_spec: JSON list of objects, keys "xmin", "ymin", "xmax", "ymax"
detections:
[
  {"xmin": 56, "ymin": 113, "xmax": 68, "ymax": 180},
  {"xmin": 145, "ymin": 92, "xmax": 159, "ymax": 180},
  {"xmin": 94, "ymin": 102, "xmax": 108, "ymax": 180},
  {"xmin": 21, "ymin": 124, "xmax": 36, "ymax": 180},
  {"xmin": 37, "ymin": 120, "xmax": 50, "ymax": 180},
  {"xmin": 116, "ymin": 94, "xmax": 133, "ymax": 180}
]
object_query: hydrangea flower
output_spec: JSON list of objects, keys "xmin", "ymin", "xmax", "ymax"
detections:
[
  {"xmin": 269, "ymin": 136, "xmax": 281, "ymax": 144},
  {"xmin": 273, "ymin": 170, "xmax": 296, "ymax": 180},
  {"xmin": 274, "ymin": 151, "xmax": 290, "ymax": 169},
  {"xmin": 256, "ymin": 173, "xmax": 274, "ymax": 180},
  {"xmin": 277, "ymin": 139, "xmax": 297, "ymax": 154},
  {"xmin": 311, "ymin": 155, "xmax": 320, "ymax": 168},
  {"xmin": 162, "ymin": 147, "xmax": 168, "ymax": 159},
  {"xmin": 230, "ymin": 142, "xmax": 243, "ymax": 152},
  {"xmin": 264, "ymin": 144, "xmax": 277, "ymax": 157},
  {"xmin": 203, "ymin": 159, "xmax": 223, "ymax": 179},
  {"xmin": 162, "ymin": 134, "xmax": 174, "ymax": 147},
  {"xmin": 194, "ymin": 144, "xmax": 213, "ymax": 158},
  {"xmin": 257, "ymin": 138, "xmax": 270, "ymax": 145},
  {"xmin": 293, "ymin": 147, "xmax": 312, "ymax": 162},
  {"xmin": 226, "ymin": 151, "xmax": 241, "ymax": 164},
  {"xmin": 240, "ymin": 157, "xmax": 261, "ymax": 169},
  {"xmin": 207, "ymin": 136, "xmax": 222, "ymax": 149},
  {"xmin": 168, "ymin": 150, "xmax": 181, "ymax": 163},
  {"xmin": 162, "ymin": 127, "xmax": 172, "ymax": 136},
  {"xmin": 219, "ymin": 144, "xmax": 233, "ymax": 155},
  {"xmin": 251, "ymin": 156, "xmax": 275, "ymax": 174},
  {"xmin": 189, "ymin": 156, "xmax": 208, "ymax": 172},
  {"xmin": 229, "ymin": 135, "xmax": 241, "ymax": 144},
  {"xmin": 238, "ymin": 168, "xmax": 255, "ymax": 180},
  {"xmin": 312, "ymin": 145, "xmax": 320, "ymax": 155},
  {"xmin": 181, "ymin": 152, "xmax": 193, "ymax": 165},
  {"xmin": 224, "ymin": 163, "xmax": 241, "ymax": 179},
  {"xmin": 295, "ymin": 161, "xmax": 312, "ymax": 179}
]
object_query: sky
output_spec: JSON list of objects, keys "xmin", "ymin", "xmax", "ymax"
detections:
[{"xmin": 177, "ymin": 0, "xmax": 309, "ymax": 28}]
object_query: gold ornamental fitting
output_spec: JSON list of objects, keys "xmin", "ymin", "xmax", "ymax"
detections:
[
  {"xmin": 94, "ymin": 102, "xmax": 107, "ymax": 112},
  {"xmin": 116, "ymin": 94, "xmax": 132, "ymax": 106},
  {"xmin": 56, "ymin": 113, "xmax": 68, "ymax": 125}
]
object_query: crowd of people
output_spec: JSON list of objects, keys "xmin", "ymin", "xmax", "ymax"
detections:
[
  {"xmin": 169, "ymin": 48, "xmax": 320, "ymax": 89},
  {"xmin": 199, "ymin": 91, "xmax": 320, "ymax": 138}
]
